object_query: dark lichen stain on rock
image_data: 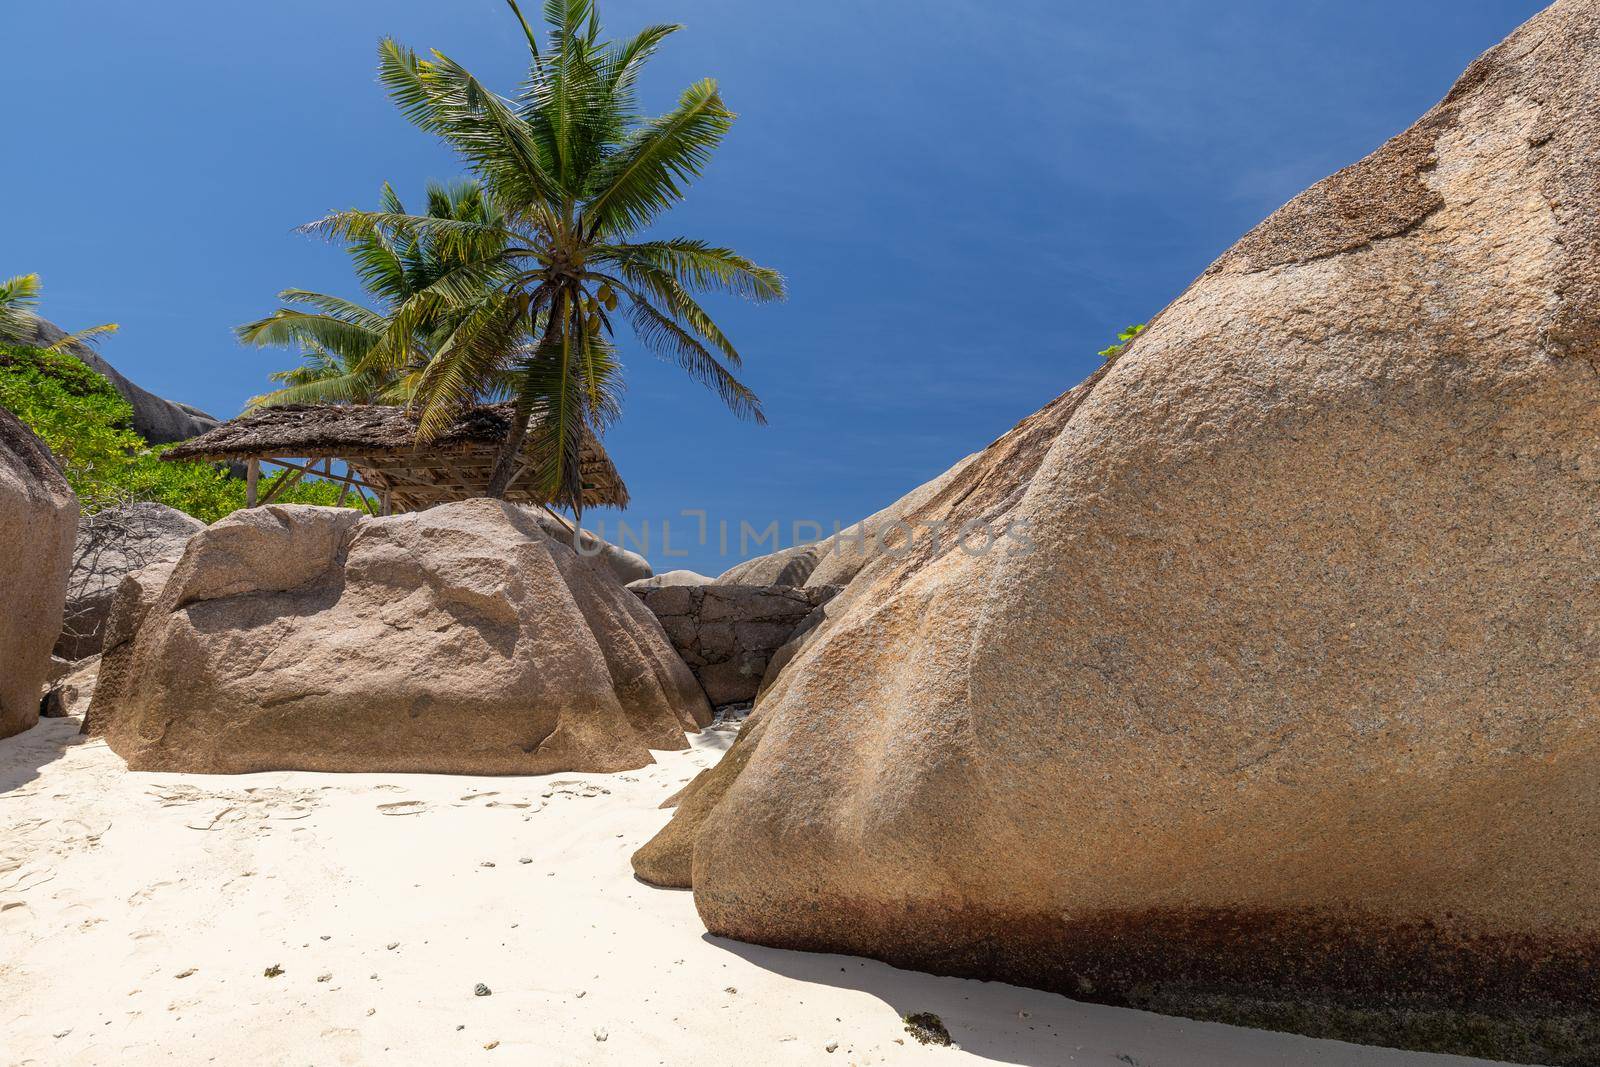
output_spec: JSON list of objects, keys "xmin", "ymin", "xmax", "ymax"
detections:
[{"xmin": 716, "ymin": 897, "xmax": 1600, "ymax": 1066}]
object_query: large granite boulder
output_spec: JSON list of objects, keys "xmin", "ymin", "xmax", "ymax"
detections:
[
  {"xmin": 628, "ymin": 569, "xmax": 714, "ymax": 591},
  {"xmin": 714, "ymin": 457, "xmax": 976, "ymax": 593},
  {"xmin": 639, "ymin": 4, "xmax": 1600, "ymax": 1062},
  {"xmin": 100, "ymin": 500, "xmax": 709, "ymax": 773},
  {"xmin": 0, "ymin": 408, "xmax": 77, "ymax": 739},
  {"xmin": 634, "ymin": 584, "xmax": 839, "ymax": 707},
  {"xmin": 81, "ymin": 557, "xmax": 181, "ymax": 738},
  {"xmin": 716, "ymin": 543, "xmax": 819, "ymax": 586},
  {"xmin": 632, "ymin": 379, "xmax": 1087, "ymax": 883},
  {"xmin": 19, "ymin": 319, "xmax": 221, "ymax": 445},
  {"xmin": 56, "ymin": 502, "xmax": 204, "ymax": 660},
  {"xmin": 532, "ymin": 512, "xmax": 652, "ymax": 585}
]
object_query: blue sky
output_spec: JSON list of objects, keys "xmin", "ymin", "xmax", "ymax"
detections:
[{"xmin": 6, "ymin": 0, "xmax": 1544, "ymax": 574}]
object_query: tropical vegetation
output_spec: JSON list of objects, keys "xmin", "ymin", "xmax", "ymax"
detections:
[
  {"xmin": 239, "ymin": 180, "xmax": 515, "ymax": 409},
  {"xmin": 272, "ymin": 0, "xmax": 784, "ymax": 525},
  {"xmin": 0, "ymin": 342, "xmax": 345, "ymax": 521}
]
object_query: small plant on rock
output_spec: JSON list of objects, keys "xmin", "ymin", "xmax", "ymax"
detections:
[{"xmin": 1097, "ymin": 322, "xmax": 1147, "ymax": 362}]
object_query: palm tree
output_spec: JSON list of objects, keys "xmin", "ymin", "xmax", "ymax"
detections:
[
  {"xmin": 306, "ymin": 0, "xmax": 784, "ymax": 525},
  {"xmin": 0, "ymin": 273, "xmax": 119, "ymax": 351},
  {"xmin": 240, "ymin": 180, "xmax": 517, "ymax": 408}
]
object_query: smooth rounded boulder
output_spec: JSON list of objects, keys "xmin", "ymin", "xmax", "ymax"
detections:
[
  {"xmin": 103, "ymin": 499, "xmax": 710, "ymax": 774},
  {"xmin": 641, "ymin": 4, "xmax": 1600, "ymax": 1062},
  {"xmin": 628, "ymin": 569, "xmax": 714, "ymax": 591},
  {"xmin": 532, "ymin": 512, "xmax": 652, "ymax": 585},
  {"xmin": 0, "ymin": 408, "xmax": 77, "ymax": 739}
]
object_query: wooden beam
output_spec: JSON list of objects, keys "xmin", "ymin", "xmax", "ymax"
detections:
[
  {"xmin": 256, "ymin": 457, "xmax": 370, "ymax": 492},
  {"xmin": 246, "ymin": 458, "xmax": 259, "ymax": 507},
  {"xmin": 257, "ymin": 463, "xmax": 308, "ymax": 505}
]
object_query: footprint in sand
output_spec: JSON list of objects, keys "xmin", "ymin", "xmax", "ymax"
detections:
[
  {"xmin": 452, "ymin": 790, "xmax": 542, "ymax": 812},
  {"xmin": 543, "ymin": 780, "xmax": 610, "ymax": 799},
  {"xmin": 162, "ymin": 786, "xmax": 322, "ymax": 829},
  {"xmin": 377, "ymin": 800, "xmax": 428, "ymax": 816},
  {"xmin": 128, "ymin": 881, "xmax": 178, "ymax": 906}
]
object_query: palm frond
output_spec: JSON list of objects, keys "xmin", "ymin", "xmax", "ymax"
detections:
[
  {"xmin": 378, "ymin": 40, "xmax": 567, "ymax": 220},
  {"xmin": 619, "ymin": 286, "xmax": 763, "ymax": 422},
  {"xmin": 0, "ymin": 273, "xmax": 42, "ymax": 342},
  {"xmin": 583, "ymin": 78, "xmax": 733, "ymax": 236},
  {"xmin": 408, "ymin": 290, "xmax": 538, "ymax": 439},
  {"xmin": 596, "ymin": 262, "xmax": 740, "ymax": 366},
  {"xmin": 248, "ymin": 357, "xmax": 387, "ymax": 409},
  {"xmin": 0, "ymin": 273, "xmax": 41, "ymax": 313},
  {"xmin": 596, "ymin": 238, "xmax": 785, "ymax": 301},
  {"xmin": 43, "ymin": 322, "xmax": 120, "ymax": 351},
  {"xmin": 504, "ymin": 0, "xmax": 544, "ymax": 64},
  {"xmin": 236, "ymin": 307, "xmax": 381, "ymax": 358},
  {"xmin": 300, "ymin": 206, "xmax": 513, "ymax": 257},
  {"xmin": 274, "ymin": 291, "xmax": 393, "ymax": 331},
  {"xmin": 602, "ymin": 23, "xmax": 680, "ymax": 113}
]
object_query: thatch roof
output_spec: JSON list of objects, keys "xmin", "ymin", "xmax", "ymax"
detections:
[{"xmin": 163, "ymin": 403, "xmax": 628, "ymax": 511}]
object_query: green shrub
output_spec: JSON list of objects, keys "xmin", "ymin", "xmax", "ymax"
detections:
[{"xmin": 0, "ymin": 343, "xmax": 350, "ymax": 522}]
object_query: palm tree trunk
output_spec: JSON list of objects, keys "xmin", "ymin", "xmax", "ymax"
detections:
[
  {"xmin": 486, "ymin": 299, "xmax": 562, "ymax": 500},
  {"xmin": 485, "ymin": 412, "xmax": 530, "ymax": 499}
]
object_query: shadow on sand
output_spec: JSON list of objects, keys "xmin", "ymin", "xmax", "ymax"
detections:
[
  {"xmin": 704, "ymin": 934, "xmax": 1510, "ymax": 1067},
  {"xmin": 0, "ymin": 715, "xmax": 87, "ymax": 796}
]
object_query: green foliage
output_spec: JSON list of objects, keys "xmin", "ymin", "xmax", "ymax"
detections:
[
  {"xmin": 0, "ymin": 343, "xmax": 348, "ymax": 522},
  {"xmin": 1097, "ymin": 322, "xmax": 1147, "ymax": 362},
  {"xmin": 239, "ymin": 179, "xmax": 516, "ymax": 410}
]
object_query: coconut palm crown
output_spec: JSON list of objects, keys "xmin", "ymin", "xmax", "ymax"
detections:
[
  {"xmin": 239, "ymin": 179, "xmax": 515, "ymax": 410},
  {"xmin": 304, "ymin": 0, "xmax": 785, "ymax": 519}
]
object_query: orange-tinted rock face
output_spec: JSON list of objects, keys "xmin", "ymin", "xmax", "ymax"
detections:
[{"xmin": 639, "ymin": 3, "xmax": 1600, "ymax": 1061}]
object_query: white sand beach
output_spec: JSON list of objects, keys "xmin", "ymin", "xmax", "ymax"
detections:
[{"xmin": 1, "ymin": 715, "xmax": 1514, "ymax": 1067}]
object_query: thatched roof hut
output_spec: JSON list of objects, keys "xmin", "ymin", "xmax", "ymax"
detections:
[{"xmin": 163, "ymin": 403, "xmax": 628, "ymax": 514}]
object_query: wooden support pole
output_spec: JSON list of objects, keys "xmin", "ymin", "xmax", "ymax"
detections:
[{"xmin": 246, "ymin": 458, "xmax": 259, "ymax": 507}]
